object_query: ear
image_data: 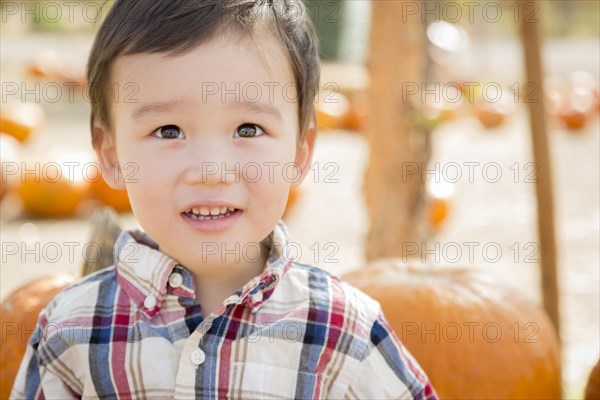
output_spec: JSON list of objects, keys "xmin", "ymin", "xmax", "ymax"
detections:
[
  {"xmin": 92, "ymin": 123, "xmax": 126, "ymax": 190},
  {"xmin": 291, "ymin": 121, "xmax": 317, "ymax": 188}
]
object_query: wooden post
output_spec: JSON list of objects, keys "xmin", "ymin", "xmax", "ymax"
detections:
[
  {"xmin": 519, "ymin": 1, "xmax": 561, "ymax": 338},
  {"xmin": 364, "ymin": 1, "xmax": 426, "ymax": 261}
]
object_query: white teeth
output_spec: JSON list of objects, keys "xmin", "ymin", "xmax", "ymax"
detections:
[{"xmin": 187, "ymin": 206, "xmax": 237, "ymax": 216}]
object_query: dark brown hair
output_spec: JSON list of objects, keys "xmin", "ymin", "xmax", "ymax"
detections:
[{"xmin": 87, "ymin": 0, "xmax": 320, "ymax": 146}]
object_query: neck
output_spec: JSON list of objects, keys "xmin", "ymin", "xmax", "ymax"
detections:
[{"xmin": 190, "ymin": 242, "xmax": 270, "ymax": 318}]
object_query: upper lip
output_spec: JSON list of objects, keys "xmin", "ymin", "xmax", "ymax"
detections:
[{"xmin": 181, "ymin": 200, "xmax": 241, "ymax": 213}]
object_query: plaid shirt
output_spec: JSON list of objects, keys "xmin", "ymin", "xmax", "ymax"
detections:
[{"xmin": 11, "ymin": 220, "xmax": 437, "ymax": 399}]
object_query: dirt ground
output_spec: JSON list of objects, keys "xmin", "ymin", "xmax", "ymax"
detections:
[{"xmin": 1, "ymin": 33, "xmax": 598, "ymax": 398}]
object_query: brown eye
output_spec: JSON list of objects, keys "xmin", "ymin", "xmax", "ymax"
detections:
[
  {"xmin": 152, "ymin": 125, "xmax": 184, "ymax": 139},
  {"xmin": 235, "ymin": 123, "xmax": 265, "ymax": 138}
]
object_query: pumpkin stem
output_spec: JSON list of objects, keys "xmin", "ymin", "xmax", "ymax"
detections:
[{"xmin": 81, "ymin": 206, "xmax": 122, "ymax": 277}]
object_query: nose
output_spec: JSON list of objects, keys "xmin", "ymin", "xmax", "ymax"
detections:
[{"xmin": 183, "ymin": 138, "xmax": 239, "ymax": 186}]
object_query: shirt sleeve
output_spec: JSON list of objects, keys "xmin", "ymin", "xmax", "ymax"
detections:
[
  {"xmin": 10, "ymin": 310, "xmax": 80, "ymax": 400},
  {"xmin": 344, "ymin": 310, "xmax": 438, "ymax": 400}
]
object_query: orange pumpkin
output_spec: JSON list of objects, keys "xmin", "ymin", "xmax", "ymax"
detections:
[
  {"xmin": 557, "ymin": 87, "xmax": 596, "ymax": 131},
  {"xmin": 344, "ymin": 92, "xmax": 368, "ymax": 132},
  {"xmin": 0, "ymin": 133, "xmax": 22, "ymax": 199},
  {"xmin": 87, "ymin": 165, "xmax": 132, "ymax": 213},
  {"xmin": 0, "ymin": 275, "xmax": 75, "ymax": 399},
  {"xmin": 0, "ymin": 102, "xmax": 46, "ymax": 143},
  {"xmin": 316, "ymin": 90, "xmax": 351, "ymax": 131},
  {"xmin": 27, "ymin": 51, "xmax": 63, "ymax": 80},
  {"xmin": 428, "ymin": 197, "xmax": 449, "ymax": 230},
  {"xmin": 474, "ymin": 101, "xmax": 509, "ymax": 130},
  {"xmin": 18, "ymin": 161, "xmax": 90, "ymax": 218},
  {"xmin": 586, "ymin": 360, "xmax": 600, "ymax": 400},
  {"xmin": 343, "ymin": 259, "xmax": 561, "ymax": 399},
  {"xmin": 558, "ymin": 108, "xmax": 588, "ymax": 131},
  {"xmin": 28, "ymin": 51, "xmax": 87, "ymax": 86},
  {"xmin": 426, "ymin": 181, "xmax": 453, "ymax": 232}
]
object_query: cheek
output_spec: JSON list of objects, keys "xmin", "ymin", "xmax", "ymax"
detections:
[
  {"xmin": 125, "ymin": 182, "xmax": 161, "ymax": 215},
  {"xmin": 237, "ymin": 143, "xmax": 296, "ymax": 183},
  {"xmin": 116, "ymin": 143, "xmax": 174, "ymax": 180},
  {"xmin": 118, "ymin": 150, "xmax": 174, "ymax": 209},
  {"xmin": 123, "ymin": 159, "xmax": 164, "ymax": 195}
]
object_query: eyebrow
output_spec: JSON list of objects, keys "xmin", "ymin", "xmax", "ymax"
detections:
[
  {"xmin": 131, "ymin": 100, "xmax": 189, "ymax": 122},
  {"xmin": 131, "ymin": 99, "xmax": 283, "ymax": 122},
  {"xmin": 235, "ymin": 101, "xmax": 282, "ymax": 122}
]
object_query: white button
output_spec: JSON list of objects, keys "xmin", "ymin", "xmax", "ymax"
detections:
[
  {"xmin": 144, "ymin": 295, "xmax": 157, "ymax": 309},
  {"xmin": 251, "ymin": 291, "xmax": 263, "ymax": 302},
  {"xmin": 168, "ymin": 272, "xmax": 183, "ymax": 288},
  {"xmin": 190, "ymin": 349, "xmax": 205, "ymax": 365}
]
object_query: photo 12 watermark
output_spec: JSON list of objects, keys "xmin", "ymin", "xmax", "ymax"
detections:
[
  {"xmin": 401, "ymin": 241, "xmax": 540, "ymax": 264},
  {"xmin": 398, "ymin": 1, "xmax": 539, "ymax": 24},
  {"xmin": 1, "ymin": 239, "xmax": 341, "ymax": 265}
]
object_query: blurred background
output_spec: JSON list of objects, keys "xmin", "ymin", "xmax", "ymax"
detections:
[{"xmin": 1, "ymin": 1, "xmax": 598, "ymax": 398}]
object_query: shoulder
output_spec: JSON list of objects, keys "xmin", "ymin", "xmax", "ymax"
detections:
[
  {"xmin": 41, "ymin": 266, "xmax": 119, "ymax": 328},
  {"xmin": 281, "ymin": 261, "xmax": 383, "ymax": 330}
]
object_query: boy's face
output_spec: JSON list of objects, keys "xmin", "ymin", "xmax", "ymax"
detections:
[{"xmin": 95, "ymin": 30, "xmax": 315, "ymax": 270}]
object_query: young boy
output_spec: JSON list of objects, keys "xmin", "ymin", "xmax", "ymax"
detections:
[{"xmin": 12, "ymin": 1, "xmax": 437, "ymax": 399}]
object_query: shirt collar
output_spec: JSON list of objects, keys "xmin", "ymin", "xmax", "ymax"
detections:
[
  {"xmin": 231, "ymin": 219, "xmax": 292, "ymax": 314},
  {"xmin": 114, "ymin": 220, "xmax": 292, "ymax": 318}
]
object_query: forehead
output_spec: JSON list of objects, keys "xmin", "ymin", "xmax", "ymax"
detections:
[{"xmin": 111, "ymin": 30, "xmax": 296, "ymax": 111}]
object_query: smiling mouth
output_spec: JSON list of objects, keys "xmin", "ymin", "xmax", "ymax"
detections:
[{"xmin": 182, "ymin": 206, "xmax": 241, "ymax": 221}]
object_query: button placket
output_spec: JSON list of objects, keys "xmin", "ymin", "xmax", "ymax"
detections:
[
  {"xmin": 175, "ymin": 331, "xmax": 204, "ymax": 384},
  {"xmin": 251, "ymin": 290, "xmax": 263, "ymax": 303},
  {"xmin": 190, "ymin": 348, "xmax": 205, "ymax": 366},
  {"xmin": 168, "ymin": 272, "xmax": 183, "ymax": 288},
  {"xmin": 176, "ymin": 307, "xmax": 229, "ymax": 380},
  {"xmin": 144, "ymin": 295, "xmax": 157, "ymax": 310}
]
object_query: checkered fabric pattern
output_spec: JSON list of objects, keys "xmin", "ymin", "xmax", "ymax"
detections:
[{"xmin": 11, "ymin": 220, "xmax": 437, "ymax": 399}]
